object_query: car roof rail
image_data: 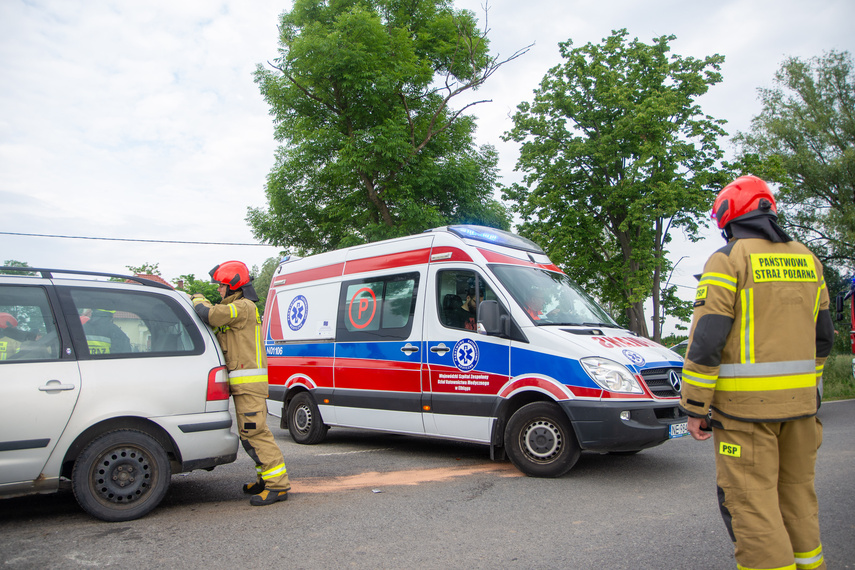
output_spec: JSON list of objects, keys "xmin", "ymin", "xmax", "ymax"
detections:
[{"xmin": 0, "ymin": 266, "xmax": 173, "ymax": 290}]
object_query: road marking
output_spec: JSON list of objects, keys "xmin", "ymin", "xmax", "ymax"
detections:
[{"xmin": 293, "ymin": 463, "xmax": 523, "ymax": 493}]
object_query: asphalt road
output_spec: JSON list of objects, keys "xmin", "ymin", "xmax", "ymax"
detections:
[{"xmin": 1, "ymin": 400, "xmax": 853, "ymax": 569}]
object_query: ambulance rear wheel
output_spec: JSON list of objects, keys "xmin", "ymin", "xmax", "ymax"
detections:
[
  {"xmin": 287, "ymin": 392, "xmax": 328, "ymax": 445},
  {"xmin": 505, "ymin": 402, "xmax": 580, "ymax": 478}
]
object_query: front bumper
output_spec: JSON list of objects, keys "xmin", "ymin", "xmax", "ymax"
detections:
[{"xmin": 559, "ymin": 399, "xmax": 686, "ymax": 452}]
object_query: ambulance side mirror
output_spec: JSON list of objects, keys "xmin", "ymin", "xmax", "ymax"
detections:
[
  {"xmin": 478, "ymin": 300, "xmax": 508, "ymax": 336},
  {"xmin": 834, "ymin": 294, "xmax": 845, "ymax": 321}
]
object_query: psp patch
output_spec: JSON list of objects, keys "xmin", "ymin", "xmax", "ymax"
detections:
[{"xmin": 719, "ymin": 442, "xmax": 741, "ymax": 458}]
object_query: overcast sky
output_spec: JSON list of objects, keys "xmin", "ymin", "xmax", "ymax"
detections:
[{"xmin": 2, "ymin": 0, "xmax": 853, "ymax": 331}]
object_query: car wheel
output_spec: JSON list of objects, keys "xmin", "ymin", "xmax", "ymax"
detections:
[
  {"xmin": 504, "ymin": 402, "xmax": 580, "ymax": 478},
  {"xmin": 287, "ymin": 392, "xmax": 328, "ymax": 444},
  {"xmin": 72, "ymin": 430, "xmax": 171, "ymax": 522}
]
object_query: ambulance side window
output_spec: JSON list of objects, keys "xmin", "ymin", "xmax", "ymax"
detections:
[
  {"xmin": 338, "ymin": 272, "xmax": 419, "ymax": 341},
  {"xmin": 436, "ymin": 270, "xmax": 496, "ymax": 331}
]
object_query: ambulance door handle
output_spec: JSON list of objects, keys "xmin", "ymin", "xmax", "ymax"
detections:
[
  {"xmin": 401, "ymin": 343, "xmax": 419, "ymax": 356},
  {"xmin": 430, "ymin": 343, "xmax": 450, "ymax": 356}
]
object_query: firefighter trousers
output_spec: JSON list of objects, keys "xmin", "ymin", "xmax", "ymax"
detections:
[
  {"xmin": 233, "ymin": 393, "xmax": 291, "ymax": 491},
  {"xmin": 713, "ymin": 413, "xmax": 824, "ymax": 570}
]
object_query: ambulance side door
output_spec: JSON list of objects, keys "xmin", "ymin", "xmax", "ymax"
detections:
[
  {"xmin": 422, "ymin": 266, "xmax": 511, "ymax": 442},
  {"xmin": 333, "ymin": 270, "xmax": 426, "ymax": 434}
]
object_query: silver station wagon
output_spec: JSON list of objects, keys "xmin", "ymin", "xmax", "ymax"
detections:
[{"xmin": 0, "ymin": 267, "xmax": 238, "ymax": 521}]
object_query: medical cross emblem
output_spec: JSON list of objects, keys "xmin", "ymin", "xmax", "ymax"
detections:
[
  {"xmin": 452, "ymin": 338, "xmax": 479, "ymax": 372},
  {"xmin": 288, "ymin": 295, "xmax": 308, "ymax": 331}
]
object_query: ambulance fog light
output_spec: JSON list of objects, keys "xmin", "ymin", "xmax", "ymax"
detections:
[
  {"xmin": 580, "ymin": 357, "xmax": 643, "ymax": 394},
  {"xmin": 620, "ymin": 411, "xmax": 631, "ymax": 421}
]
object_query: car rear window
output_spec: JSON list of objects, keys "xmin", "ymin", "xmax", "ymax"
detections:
[{"xmin": 62, "ymin": 287, "xmax": 204, "ymax": 358}]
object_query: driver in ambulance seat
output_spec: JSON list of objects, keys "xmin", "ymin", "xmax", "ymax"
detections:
[{"xmin": 523, "ymin": 289, "xmax": 547, "ymax": 321}]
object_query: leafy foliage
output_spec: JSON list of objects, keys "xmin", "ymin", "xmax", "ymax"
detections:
[
  {"xmin": 250, "ymin": 0, "xmax": 522, "ymax": 254},
  {"xmin": 734, "ymin": 50, "xmax": 855, "ymax": 273},
  {"xmin": 173, "ymin": 274, "xmax": 220, "ymax": 305},
  {"xmin": 503, "ymin": 30, "xmax": 731, "ymax": 340}
]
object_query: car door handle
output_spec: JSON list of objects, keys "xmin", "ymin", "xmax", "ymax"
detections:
[
  {"xmin": 38, "ymin": 380, "xmax": 76, "ymax": 392},
  {"xmin": 430, "ymin": 343, "xmax": 450, "ymax": 356},
  {"xmin": 400, "ymin": 343, "xmax": 419, "ymax": 356}
]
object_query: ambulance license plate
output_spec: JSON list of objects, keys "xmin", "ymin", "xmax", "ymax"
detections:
[{"xmin": 669, "ymin": 421, "xmax": 688, "ymax": 439}]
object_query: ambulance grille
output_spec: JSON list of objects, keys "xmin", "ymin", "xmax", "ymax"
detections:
[{"xmin": 640, "ymin": 367, "xmax": 681, "ymax": 398}]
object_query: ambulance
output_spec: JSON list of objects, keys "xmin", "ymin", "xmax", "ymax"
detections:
[{"xmin": 263, "ymin": 225, "xmax": 687, "ymax": 477}]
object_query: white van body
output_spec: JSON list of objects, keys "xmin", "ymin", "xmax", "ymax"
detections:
[{"xmin": 263, "ymin": 225, "xmax": 687, "ymax": 477}]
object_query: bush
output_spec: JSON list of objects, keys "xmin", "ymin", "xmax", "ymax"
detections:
[{"xmin": 823, "ymin": 351, "xmax": 855, "ymax": 401}]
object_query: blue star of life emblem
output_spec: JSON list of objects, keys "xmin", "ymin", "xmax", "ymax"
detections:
[
  {"xmin": 452, "ymin": 338, "xmax": 479, "ymax": 372},
  {"xmin": 288, "ymin": 295, "xmax": 308, "ymax": 331}
]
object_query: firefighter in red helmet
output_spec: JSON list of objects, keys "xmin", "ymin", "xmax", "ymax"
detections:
[
  {"xmin": 681, "ymin": 175, "xmax": 834, "ymax": 569},
  {"xmin": 192, "ymin": 261, "xmax": 291, "ymax": 506}
]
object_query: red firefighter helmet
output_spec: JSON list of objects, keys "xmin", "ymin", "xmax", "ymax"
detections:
[
  {"xmin": 209, "ymin": 261, "xmax": 251, "ymax": 290},
  {"xmin": 0, "ymin": 312, "xmax": 18, "ymax": 329},
  {"xmin": 712, "ymin": 175, "xmax": 777, "ymax": 229}
]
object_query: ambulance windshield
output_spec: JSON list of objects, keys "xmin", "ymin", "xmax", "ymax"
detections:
[{"xmin": 490, "ymin": 265, "xmax": 618, "ymax": 327}]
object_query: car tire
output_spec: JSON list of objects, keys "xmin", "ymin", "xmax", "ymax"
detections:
[
  {"xmin": 71, "ymin": 429, "xmax": 171, "ymax": 522},
  {"xmin": 504, "ymin": 401, "xmax": 580, "ymax": 478},
  {"xmin": 287, "ymin": 392, "xmax": 328, "ymax": 445}
]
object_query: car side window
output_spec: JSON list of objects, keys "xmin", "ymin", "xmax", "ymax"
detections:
[
  {"xmin": 64, "ymin": 288, "xmax": 204, "ymax": 358},
  {"xmin": 337, "ymin": 272, "xmax": 419, "ymax": 341},
  {"xmin": 0, "ymin": 285, "xmax": 61, "ymax": 362}
]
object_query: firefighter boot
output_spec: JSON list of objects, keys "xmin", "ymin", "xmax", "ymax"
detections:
[
  {"xmin": 250, "ymin": 489, "xmax": 288, "ymax": 506},
  {"xmin": 242, "ymin": 479, "xmax": 265, "ymax": 495}
]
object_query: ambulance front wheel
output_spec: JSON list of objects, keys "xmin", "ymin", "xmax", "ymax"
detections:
[
  {"xmin": 504, "ymin": 402, "xmax": 580, "ymax": 478},
  {"xmin": 287, "ymin": 392, "xmax": 329, "ymax": 445}
]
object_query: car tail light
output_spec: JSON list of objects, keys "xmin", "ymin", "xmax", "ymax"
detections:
[{"xmin": 207, "ymin": 366, "xmax": 229, "ymax": 401}]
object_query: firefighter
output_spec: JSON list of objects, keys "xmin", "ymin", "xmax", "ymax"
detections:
[
  {"xmin": 192, "ymin": 261, "xmax": 291, "ymax": 506},
  {"xmin": 681, "ymin": 176, "xmax": 835, "ymax": 569},
  {"xmin": 0, "ymin": 313, "xmax": 22, "ymax": 361}
]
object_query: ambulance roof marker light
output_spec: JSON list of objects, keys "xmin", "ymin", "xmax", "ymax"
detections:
[{"xmin": 441, "ymin": 225, "xmax": 545, "ymax": 255}]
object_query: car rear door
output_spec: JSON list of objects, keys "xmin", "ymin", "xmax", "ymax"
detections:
[{"xmin": 0, "ymin": 283, "xmax": 81, "ymax": 485}]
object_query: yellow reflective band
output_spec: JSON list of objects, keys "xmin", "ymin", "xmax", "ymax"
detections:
[
  {"xmin": 192, "ymin": 297, "xmax": 205, "ymax": 306},
  {"xmin": 813, "ymin": 284, "xmax": 822, "ymax": 320},
  {"xmin": 750, "ymin": 253, "xmax": 817, "ymax": 283},
  {"xmin": 699, "ymin": 272, "xmax": 737, "ymax": 292},
  {"xmin": 740, "ymin": 288, "xmax": 755, "ymax": 364},
  {"xmin": 794, "ymin": 544, "xmax": 824, "ymax": 569},
  {"xmin": 737, "ymin": 564, "xmax": 795, "ymax": 570},
  {"xmin": 261, "ymin": 463, "xmax": 287, "ymax": 480},
  {"xmin": 682, "ymin": 370, "xmax": 717, "ymax": 388},
  {"xmin": 716, "ymin": 373, "xmax": 816, "ymax": 392},
  {"xmin": 228, "ymin": 374, "xmax": 267, "ymax": 385},
  {"xmin": 227, "ymin": 303, "xmax": 238, "ymax": 319},
  {"xmin": 719, "ymin": 442, "xmax": 741, "ymax": 457}
]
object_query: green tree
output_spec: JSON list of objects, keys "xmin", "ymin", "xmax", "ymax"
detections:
[
  {"xmin": 249, "ymin": 0, "xmax": 522, "ymax": 255},
  {"xmin": 503, "ymin": 29, "xmax": 731, "ymax": 340},
  {"xmin": 126, "ymin": 263, "xmax": 161, "ymax": 276},
  {"xmin": 1, "ymin": 260, "xmax": 34, "ymax": 275},
  {"xmin": 174, "ymin": 274, "xmax": 220, "ymax": 305},
  {"xmin": 733, "ymin": 50, "xmax": 855, "ymax": 271},
  {"xmin": 251, "ymin": 256, "xmax": 283, "ymax": 312}
]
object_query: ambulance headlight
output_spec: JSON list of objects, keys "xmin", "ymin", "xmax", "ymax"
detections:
[{"xmin": 580, "ymin": 358, "xmax": 643, "ymax": 394}]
